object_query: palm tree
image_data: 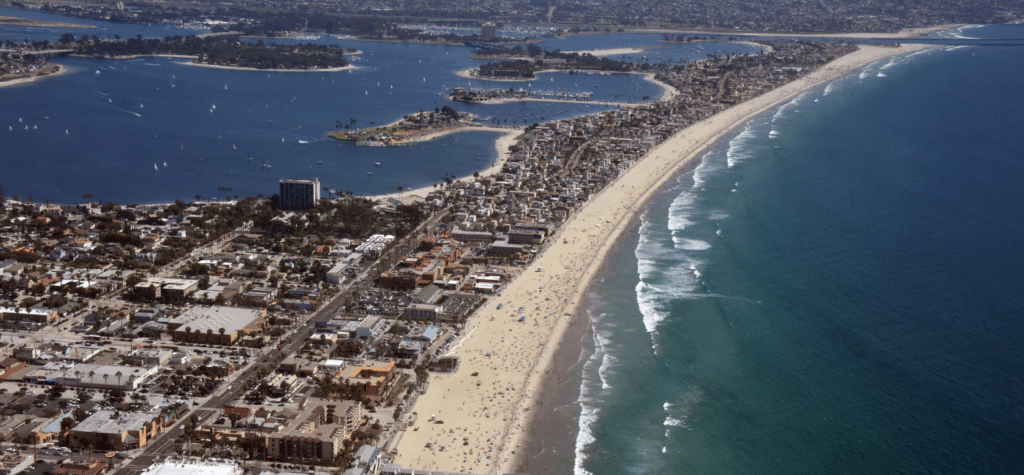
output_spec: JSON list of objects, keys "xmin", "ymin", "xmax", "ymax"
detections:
[
  {"xmin": 115, "ymin": 371, "xmax": 122, "ymax": 387},
  {"xmin": 88, "ymin": 370, "xmax": 95, "ymax": 384},
  {"xmin": 102, "ymin": 374, "xmax": 109, "ymax": 387},
  {"xmin": 218, "ymin": 327, "xmax": 226, "ymax": 343}
]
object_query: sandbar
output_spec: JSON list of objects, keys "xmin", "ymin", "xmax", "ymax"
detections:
[{"xmin": 393, "ymin": 43, "xmax": 935, "ymax": 474}]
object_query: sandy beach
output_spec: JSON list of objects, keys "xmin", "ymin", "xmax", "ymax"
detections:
[
  {"xmin": 366, "ymin": 126, "xmax": 522, "ymax": 202},
  {"xmin": 392, "ymin": 43, "xmax": 935, "ymax": 474}
]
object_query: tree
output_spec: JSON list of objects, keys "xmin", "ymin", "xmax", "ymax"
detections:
[
  {"xmin": 60, "ymin": 416, "xmax": 77, "ymax": 434},
  {"xmin": 109, "ymin": 389, "xmax": 126, "ymax": 405},
  {"xmin": 47, "ymin": 383, "xmax": 66, "ymax": 400},
  {"xmin": 414, "ymin": 364, "xmax": 428, "ymax": 386}
]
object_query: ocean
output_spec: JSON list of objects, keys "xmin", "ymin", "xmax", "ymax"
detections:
[{"xmin": 556, "ymin": 28, "xmax": 1024, "ymax": 475}]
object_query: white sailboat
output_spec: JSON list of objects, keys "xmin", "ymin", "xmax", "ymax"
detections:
[{"xmin": 154, "ymin": 163, "xmax": 159, "ymax": 171}]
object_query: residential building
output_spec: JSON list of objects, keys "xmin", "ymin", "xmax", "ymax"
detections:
[
  {"xmin": 266, "ymin": 399, "xmax": 362, "ymax": 461},
  {"xmin": 279, "ymin": 178, "xmax": 320, "ymax": 211}
]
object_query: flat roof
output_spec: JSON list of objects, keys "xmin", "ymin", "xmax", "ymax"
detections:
[
  {"xmin": 140, "ymin": 461, "xmax": 243, "ymax": 475},
  {"xmin": 75, "ymin": 410, "xmax": 156, "ymax": 434},
  {"xmin": 169, "ymin": 306, "xmax": 263, "ymax": 334}
]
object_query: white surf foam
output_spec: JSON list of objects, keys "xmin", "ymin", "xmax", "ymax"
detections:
[
  {"xmin": 822, "ymin": 80, "xmax": 837, "ymax": 96},
  {"xmin": 768, "ymin": 129, "xmax": 779, "ymax": 138},
  {"xmin": 877, "ymin": 72, "xmax": 887, "ymax": 78},
  {"xmin": 667, "ymin": 191, "xmax": 697, "ymax": 231},
  {"xmin": 573, "ymin": 321, "xmax": 605, "ymax": 475},
  {"xmin": 771, "ymin": 91, "xmax": 807, "ymax": 122},
  {"xmin": 673, "ymin": 237, "xmax": 711, "ymax": 251},
  {"xmin": 726, "ymin": 122, "xmax": 758, "ymax": 168},
  {"xmin": 663, "ymin": 416, "xmax": 686, "ymax": 427}
]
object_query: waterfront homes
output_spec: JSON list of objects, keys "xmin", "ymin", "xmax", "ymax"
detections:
[{"xmin": 67, "ymin": 410, "xmax": 164, "ymax": 450}]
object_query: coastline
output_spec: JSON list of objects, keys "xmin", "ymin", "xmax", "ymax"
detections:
[
  {"xmin": 454, "ymin": 69, "xmax": 679, "ymax": 103},
  {"xmin": 392, "ymin": 43, "xmax": 935, "ymax": 474},
  {"xmin": 179, "ymin": 61, "xmax": 358, "ymax": 72},
  {"xmin": 0, "ymin": 15, "xmax": 95, "ymax": 29},
  {"xmin": 0, "ymin": 63, "xmax": 67, "ymax": 88},
  {"xmin": 365, "ymin": 126, "xmax": 522, "ymax": 202}
]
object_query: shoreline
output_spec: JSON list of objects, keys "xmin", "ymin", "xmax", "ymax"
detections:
[
  {"xmin": 365, "ymin": 126, "xmax": 522, "ymax": 202},
  {"xmin": 0, "ymin": 63, "xmax": 67, "ymax": 88},
  {"xmin": 178, "ymin": 61, "xmax": 358, "ymax": 72},
  {"xmin": 392, "ymin": 43, "xmax": 936, "ymax": 474},
  {"xmin": 0, "ymin": 14, "xmax": 95, "ymax": 29},
  {"xmin": 454, "ymin": 69, "xmax": 679, "ymax": 103}
]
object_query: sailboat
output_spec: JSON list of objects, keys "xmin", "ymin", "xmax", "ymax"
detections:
[
  {"xmin": 375, "ymin": 162, "xmax": 381, "ymax": 166},
  {"xmin": 163, "ymin": 162, "xmax": 168, "ymax": 167},
  {"xmin": 66, "ymin": 129, "xmax": 69, "ymax": 135},
  {"xmin": 225, "ymin": 84, "xmax": 228, "ymax": 90},
  {"xmin": 154, "ymin": 163, "xmax": 159, "ymax": 171}
]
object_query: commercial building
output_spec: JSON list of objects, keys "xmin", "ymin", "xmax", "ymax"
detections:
[
  {"xmin": 133, "ymin": 278, "xmax": 199, "ymax": 301},
  {"xmin": 127, "ymin": 348, "xmax": 173, "ymax": 366},
  {"xmin": 53, "ymin": 459, "xmax": 107, "ymax": 475},
  {"xmin": 55, "ymin": 364, "xmax": 156, "ymax": 391},
  {"xmin": 138, "ymin": 461, "xmax": 242, "ymax": 475},
  {"xmin": 167, "ymin": 306, "xmax": 267, "ymax": 345},
  {"xmin": 0, "ymin": 306, "xmax": 57, "ymax": 325},
  {"xmin": 68, "ymin": 410, "xmax": 164, "ymax": 450},
  {"xmin": 0, "ymin": 453, "xmax": 33, "ymax": 475},
  {"xmin": 279, "ymin": 178, "xmax": 320, "ymax": 211}
]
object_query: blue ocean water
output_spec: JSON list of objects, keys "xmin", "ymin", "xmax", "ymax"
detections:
[{"xmin": 575, "ymin": 35, "xmax": 1024, "ymax": 475}]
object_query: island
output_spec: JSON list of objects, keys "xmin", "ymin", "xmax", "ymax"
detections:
[
  {"xmin": 67, "ymin": 34, "xmax": 355, "ymax": 70},
  {"xmin": 328, "ymin": 106, "xmax": 503, "ymax": 146}
]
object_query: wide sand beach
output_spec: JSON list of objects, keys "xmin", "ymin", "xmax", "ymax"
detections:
[{"xmin": 393, "ymin": 44, "xmax": 934, "ymax": 474}]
